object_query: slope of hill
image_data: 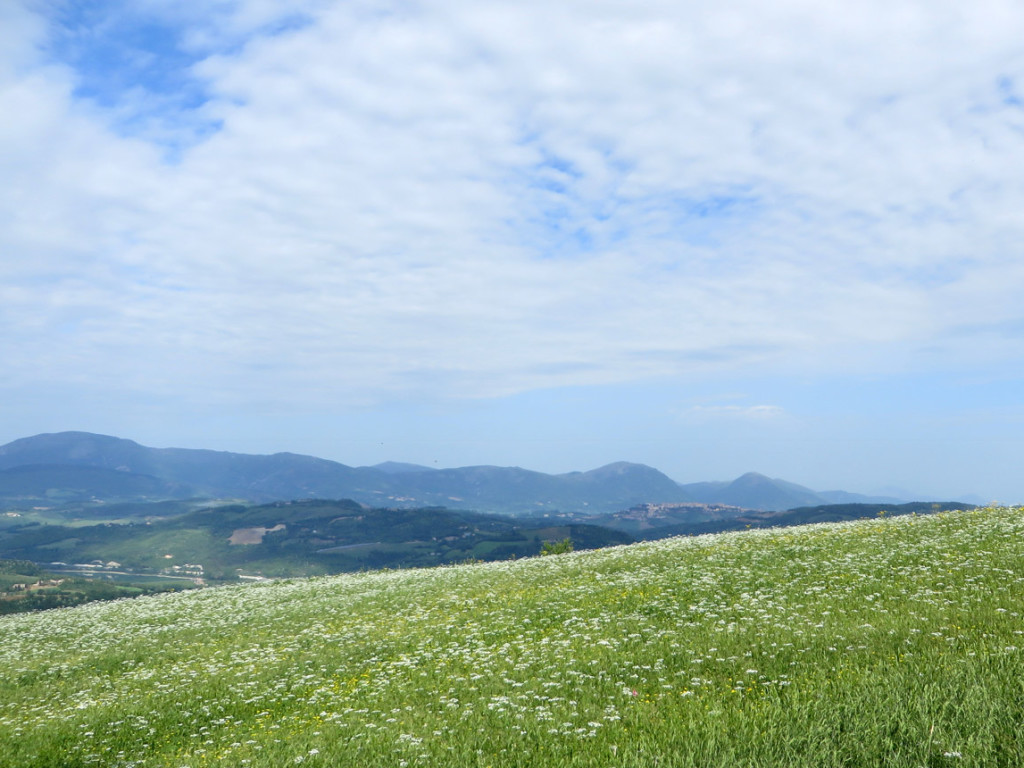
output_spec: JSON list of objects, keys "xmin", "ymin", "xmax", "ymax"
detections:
[
  {"xmin": 0, "ymin": 499, "xmax": 634, "ymax": 579},
  {"xmin": 0, "ymin": 464, "xmax": 188, "ymax": 507},
  {"xmin": 2, "ymin": 507, "xmax": 1022, "ymax": 767}
]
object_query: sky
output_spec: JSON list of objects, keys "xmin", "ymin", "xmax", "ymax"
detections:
[{"xmin": 2, "ymin": 0, "xmax": 1024, "ymax": 502}]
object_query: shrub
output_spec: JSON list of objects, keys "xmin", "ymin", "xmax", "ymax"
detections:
[{"xmin": 540, "ymin": 537, "xmax": 574, "ymax": 556}]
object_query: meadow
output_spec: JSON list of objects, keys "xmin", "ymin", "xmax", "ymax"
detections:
[{"xmin": 1, "ymin": 507, "xmax": 1022, "ymax": 767}]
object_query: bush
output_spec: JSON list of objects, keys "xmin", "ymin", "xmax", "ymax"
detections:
[{"xmin": 540, "ymin": 538, "xmax": 573, "ymax": 556}]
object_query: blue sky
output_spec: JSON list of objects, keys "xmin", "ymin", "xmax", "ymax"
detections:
[{"xmin": 2, "ymin": 0, "xmax": 1024, "ymax": 502}]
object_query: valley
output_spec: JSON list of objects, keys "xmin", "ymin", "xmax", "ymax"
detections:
[{"xmin": 0, "ymin": 432, "xmax": 974, "ymax": 613}]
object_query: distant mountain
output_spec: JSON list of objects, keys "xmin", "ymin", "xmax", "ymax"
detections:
[
  {"xmin": 0, "ymin": 432, "xmax": 375, "ymax": 504},
  {"xmin": 0, "ymin": 433, "xmax": 698, "ymax": 514},
  {"xmin": 347, "ymin": 461, "xmax": 692, "ymax": 513},
  {"xmin": 563, "ymin": 461, "xmax": 688, "ymax": 505},
  {"xmin": 0, "ymin": 464, "xmax": 188, "ymax": 505},
  {"xmin": 0, "ymin": 432, "xmax": 918, "ymax": 514},
  {"xmin": 366, "ymin": 461, "xmax": 437, "ymax": 474},
  {"xmin": 864, "ymin": 486, "xmax": 990, "ymax": 507},
  {"xmin": 0, "ymin": 432, "xmax": 153, "ymax": 473},
  {"xmin": 816, "ymin": 489, "xmax": 907, "ymax": 505},
  {"xmin": 678, "ymin": 472, "xmax": 823, "ymax": 510},
  {"xmin": 676, "ymin": 472, "xmax": 911, "ymax": 511}
]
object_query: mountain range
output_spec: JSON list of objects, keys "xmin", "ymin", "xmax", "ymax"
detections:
[{"xmin": 0, "ymin": 431, "xmax": 910, "ymax": 514}]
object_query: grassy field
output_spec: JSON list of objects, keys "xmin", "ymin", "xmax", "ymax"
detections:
[{"xmin": 1, "ymin": 507, "xmax": 1023, "ymax": 767}]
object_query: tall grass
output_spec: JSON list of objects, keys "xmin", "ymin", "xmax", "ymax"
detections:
[{"xmin": 2, "ymin": 507, "xmax": 1023, "ymax": 767}]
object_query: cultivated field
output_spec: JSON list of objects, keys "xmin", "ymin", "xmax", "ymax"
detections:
[{"xmin": 1, "ymin": 507, "xmax": 1023, "ymax": 767}]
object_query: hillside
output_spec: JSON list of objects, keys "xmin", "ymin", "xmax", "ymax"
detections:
[
  {"xmin": 0, "ymin": 497, "xmax": 971, "ymax": 584},
  {"xmin": 0, "ymin": 464, "xmax": 187, "ymax": 505},
  {"xmin": 586, "ymin": 500, "xmax": 975, "ymax": 539},
  {"xmin": 0, "ymin": 499, "xmax": 633, "ymax": 580},
  {"xmin": 0, "ymin": 432, "xmax": 913, "ymax": 513},
  {"xmin": 2, "ymin": 507, "xmax": 1022, "ymax": 767}
]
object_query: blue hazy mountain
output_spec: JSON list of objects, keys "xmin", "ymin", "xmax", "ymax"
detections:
[{"xmin": 0, "ymin": 432, "xmax": 905, "ymax": 514}]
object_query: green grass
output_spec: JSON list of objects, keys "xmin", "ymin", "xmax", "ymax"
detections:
[{"xmin": 1, "ymin": 507, "xmax": 1023, "ymax": 767}]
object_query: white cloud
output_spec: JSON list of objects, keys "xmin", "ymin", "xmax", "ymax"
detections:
[{"xmin": 3, "ymin": 0, "xmax": 1024, "ymax": 410}]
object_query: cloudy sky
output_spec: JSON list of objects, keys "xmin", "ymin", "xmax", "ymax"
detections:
[{"xmin": 3, "ymin": 0, "xmax": 1024, "ymax": 501}]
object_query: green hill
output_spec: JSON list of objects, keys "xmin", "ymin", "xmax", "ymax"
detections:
[
  {"xmin": 2, "ymin": 507, "xmax": 1023, "ymax": 767},
  {"xmin": 0, "ymin": 499, "xmax": 634, "ymax": 580}
]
